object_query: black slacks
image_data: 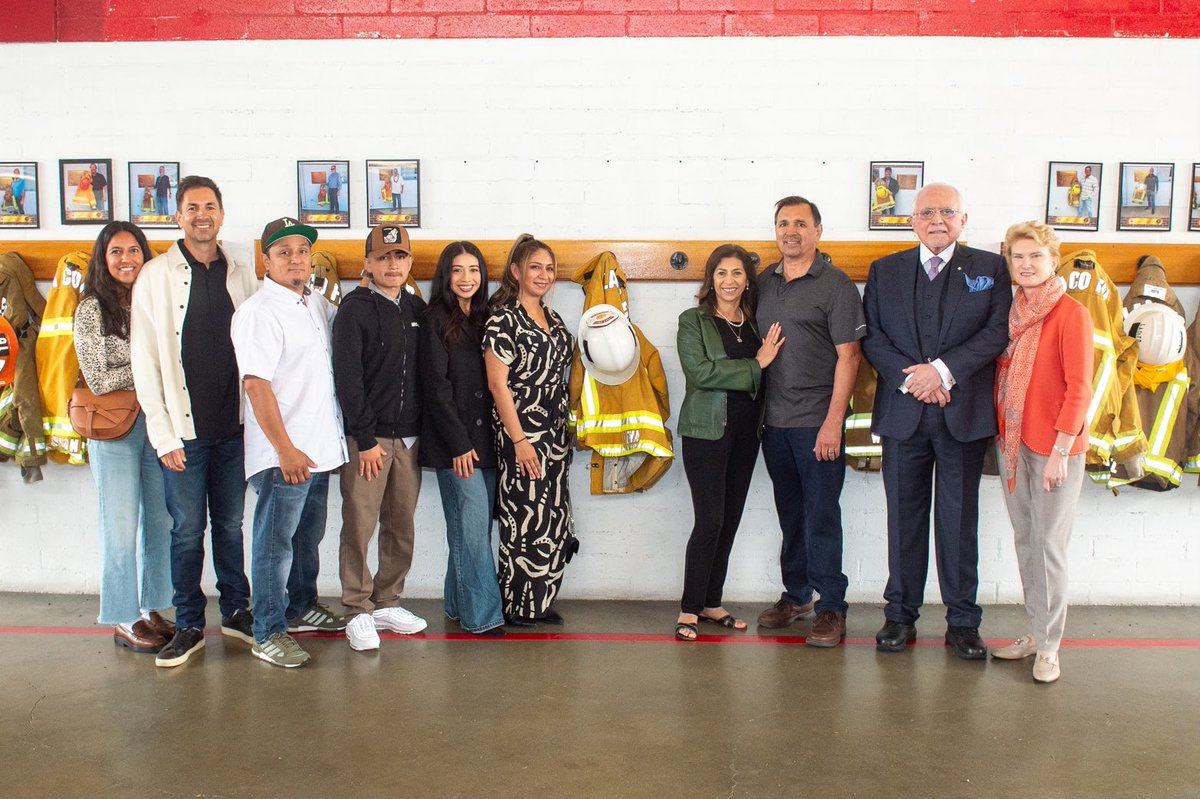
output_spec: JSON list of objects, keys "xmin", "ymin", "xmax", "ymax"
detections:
[{"xmin": 680, "ymin": 400, "xmax": 761, "ymax": 615}]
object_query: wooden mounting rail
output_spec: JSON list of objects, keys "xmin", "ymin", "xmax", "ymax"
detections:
[{"xmin": 4, "ymin": 239, "xmax": 1199, "ymax": 284}]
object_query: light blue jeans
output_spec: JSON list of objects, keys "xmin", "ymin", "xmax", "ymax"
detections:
[
  {"xmin": 247, "ymin": 468, "xmax": 329, "ymax": 643},
  {"xmin": 436, "ymin": 467, "xmax": 503, "ymax": 633},
  {"xmin": 88, "ymin": 413, "xmax": 173, "ymax": 625}
]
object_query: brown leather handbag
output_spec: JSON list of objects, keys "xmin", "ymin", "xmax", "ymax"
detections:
[{"xmin": 68, "ymin": 382, "xmax": 140, "ymax": 441}]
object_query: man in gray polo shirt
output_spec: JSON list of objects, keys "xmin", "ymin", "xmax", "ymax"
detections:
[{"xmin": 755, "ymin": 195, "xmax": 865, "ymax": 647}]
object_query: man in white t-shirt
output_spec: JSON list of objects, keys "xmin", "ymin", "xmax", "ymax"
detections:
[
  {"xmin": 231, "ymin": 217, "xmax": 348, "ymax": 668},
  {"xmin": 1078, "ymin": 165, "xmax": 1099, "ymax": 220}
]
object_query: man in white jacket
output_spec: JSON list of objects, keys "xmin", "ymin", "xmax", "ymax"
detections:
[{"xmin": 131, "ymin": 175, "xmax": 255, "ymax": 668}]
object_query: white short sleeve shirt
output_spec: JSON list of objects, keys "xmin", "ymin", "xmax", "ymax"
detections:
[{"xmin": 231, "ymin": 277, "xmax": 348, "ymax": 479}]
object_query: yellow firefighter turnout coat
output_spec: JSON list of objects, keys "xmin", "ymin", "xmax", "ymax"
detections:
[
  {"xmin": 1121, "ymin": 256, "xmax": 1189, "ymax": 490},
  {"xmin": 1056, "ymin": 250, "xmax": 1148, "ymax": 486},
  {"xmin": 1181, "ymin": 312, "xmax": 1200, "ymax": 481},
  {"xmin": 845, "ymin": 359, "xmax": 882, "ymax": 471},
  {"xmin": 37, "ymin": 251, "xmax": 90, "ymax": 464},
  {"xmin": 0, "ymin": 252, "xmax": 48, "ymax": 473},
  {"xmin": 567, "ymin": 251, "xmax": 673, "ymax": 494}
]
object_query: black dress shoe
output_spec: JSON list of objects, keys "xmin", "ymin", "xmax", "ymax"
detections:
[
  {"xmin": 536, "ymin": 607, "xmax": 564, "ymax": 625},
  {"xmin": 504, "ymin": 614, "xmax": 536, "ymax": 628},
  {"xmin": 945, "ymin": 625, "xmax": 988, "ymax": 660},
  {"xmin": 876, "ymin": 619, "xmax": 917, "ymax": 652}
]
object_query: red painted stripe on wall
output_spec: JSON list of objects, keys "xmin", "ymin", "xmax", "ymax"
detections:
[{"xmin": 24, "ymin": 1, "xmax": 1200, "ymax": 42}]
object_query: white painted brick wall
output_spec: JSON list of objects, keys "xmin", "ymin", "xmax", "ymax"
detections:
[{"xmin": 2, "ymin": 36, "xmax": 1198, "ymax": 607}]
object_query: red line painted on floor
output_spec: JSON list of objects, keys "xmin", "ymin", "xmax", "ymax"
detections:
[{"xmin": 1, "ymin": 626, "xmax": 1197, "ymax": 649}]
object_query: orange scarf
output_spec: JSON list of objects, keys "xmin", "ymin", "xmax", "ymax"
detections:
[{"xmin": 996, "ymin": 277, "xmax": 1066, "ymax": 492}]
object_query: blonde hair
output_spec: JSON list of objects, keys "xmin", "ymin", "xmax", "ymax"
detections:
[{"xmin": 1003, "ymin": 220, "xmax": 1060, "ymax": 261}]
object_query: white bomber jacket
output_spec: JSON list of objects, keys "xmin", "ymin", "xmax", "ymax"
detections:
[{"xmin": 131, "ymin": 241, "xmax": 257, "ymax": 457}]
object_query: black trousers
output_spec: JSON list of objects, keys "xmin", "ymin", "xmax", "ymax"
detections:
[
  {"xmin": 680, "ymin": 400, "xmax": 761, "ymax": 615},
  {"xmin": 881, "ymin": 405, "xmax": 988, "ymax": 627}
]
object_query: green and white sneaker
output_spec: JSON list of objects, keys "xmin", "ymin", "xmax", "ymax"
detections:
[
  {"xmin": 287, "ymin": 602, "xmax": 346, "ymax": 632},
  {"xmin": 251, "ymin": 632, "xmax": 311, "ymax": 668}
]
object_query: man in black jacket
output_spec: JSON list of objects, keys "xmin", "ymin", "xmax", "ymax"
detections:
[{"xmin": 332, "ymin": 225, "xmax": 428, "ymax": 652}]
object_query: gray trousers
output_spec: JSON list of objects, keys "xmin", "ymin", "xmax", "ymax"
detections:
[{"xmin": 999, "ymin": 441, "xmax": 1084, "ymax": 653}]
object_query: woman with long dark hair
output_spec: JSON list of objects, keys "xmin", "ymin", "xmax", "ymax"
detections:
[
  {"xmin": 419, "ymin": 242, "xmax": 505, "ymax": 636},
  {"xmin": 673, "ymin": 244, "xmax": 783, "ymax": 641},
  {"xmin": 75, "ymin": 221, "xmax": 175, "ymax": 653},
  {"xmin": 483, "ymin": 234, "xmax": 575, "ymax": 626}
]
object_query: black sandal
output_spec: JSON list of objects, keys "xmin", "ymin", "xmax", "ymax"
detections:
[
  {"xmin": 699, "ymin": 613, "xmax": 747, "ymax": 631},
  {"xmin": 674, "ymin": 622, "xmax": 699, "ymax": 642}
]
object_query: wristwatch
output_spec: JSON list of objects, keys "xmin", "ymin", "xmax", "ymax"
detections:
[{"xmin": 1052, "ymin": 445, "xmax": 1070, "ymax": 457}]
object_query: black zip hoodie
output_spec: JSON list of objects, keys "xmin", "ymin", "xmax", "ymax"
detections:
[{"xmin": 332, "ymin": 285, "xmax": 426, "ymax": 451}]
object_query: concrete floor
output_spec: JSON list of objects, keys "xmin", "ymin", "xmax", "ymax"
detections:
[{"xmin": 1, "ymin": 594, "xmax": 1197, "ymax": 799}]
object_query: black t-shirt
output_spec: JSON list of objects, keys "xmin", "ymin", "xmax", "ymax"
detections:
[
  {"xmin": 714, "ymin": 315, "xmax": 760, "ymax": 404},
  {"xmin": 179, "ymin": 241, "xmax": 241, "ymax": 440}
]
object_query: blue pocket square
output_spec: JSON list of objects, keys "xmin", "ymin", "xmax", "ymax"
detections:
[{"xmin": 964, "ymin": 274, "xmax": 994, "ymax": 292}]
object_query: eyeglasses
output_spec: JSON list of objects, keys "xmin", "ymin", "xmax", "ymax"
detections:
[{"xmin": 914, "ymin": 208, "xmax": 960, "ymax": 220}]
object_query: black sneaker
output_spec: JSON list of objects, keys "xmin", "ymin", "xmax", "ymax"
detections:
[
  {"xmin": 155, "ymin": 627, "xmax": 205, "ymax": 668},
  {"xmin": 221, "ymin": 609, "xmax": 254, "ymax": 645}
]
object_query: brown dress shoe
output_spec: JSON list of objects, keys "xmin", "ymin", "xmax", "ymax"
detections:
[
  {"xmin": 145, "ymin": 611, "xmax": 176, "ymax": 640},
  {"xmin": 806, "ymin": 611, "xmax": 846, "ymax": 647},
  {"xmin": 756, "ymin": 596, "xmax": 817, "ymax": 628},
  {"xmin": 114, "ymin": 621, "xmax": 167, "ymax": 654}
]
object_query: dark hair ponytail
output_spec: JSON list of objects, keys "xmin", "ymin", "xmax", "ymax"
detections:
[{"xmin": 488, "ymin": 233, "xmax": 556, "ymax": 309}]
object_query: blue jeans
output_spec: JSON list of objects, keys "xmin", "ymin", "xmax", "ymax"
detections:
[
  {"xmin": 437, "ymin": 467, "xmax": 503, "ymax": 633},
  {"xmin": 248, "ymin": 468, "xmax": 329, "ymax": 643},
  {"xmin": 1078, "ymin": 197, "xmax": 1093, "ymax": 219},
  {"xmin": 88, "ymin": 413, "xmax": 173, "ymax": 624},
  {"xmin": 160, "ymin": 434, "xmax": 250, "ymax": 629},
  {"xmin": 761, "ymin": 426, "xmax": 850, "ymax": 615}
]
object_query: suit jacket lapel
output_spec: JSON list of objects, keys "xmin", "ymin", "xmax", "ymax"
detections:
[
  {"xmin": 938, "ymin": 246, "xmax": 969, "ymax": 344},
  {"xmin": 900, "ymin": 248, "xmax": 921, "ymax": 349}
]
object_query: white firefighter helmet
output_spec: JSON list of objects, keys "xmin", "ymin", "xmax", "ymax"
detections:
[
  {"xmin": 577, "ymin": 304, "xmax": 640, "ymax": 386},
  {"xmin": 1124, "ymin": 302, "xmax": 1187, "ymax": 366}
]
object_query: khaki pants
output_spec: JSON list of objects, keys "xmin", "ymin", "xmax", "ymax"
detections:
[
  {"xmin": 338, "ymin": 436, "xmax": 421, "ymax": 616},
  {"xmin": 1000, "ymin": 441, "xmax": 1084, "ymax": 653}
]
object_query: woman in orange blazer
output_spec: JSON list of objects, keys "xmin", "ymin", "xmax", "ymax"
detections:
[{"xmin": 992, "ymin": 221, "xmax": 1092, "ymax": 684}]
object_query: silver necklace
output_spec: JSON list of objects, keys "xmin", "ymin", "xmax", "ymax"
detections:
[{"xmin": 716, "ymin": 309, "xmax": 745, "ymax": 343}]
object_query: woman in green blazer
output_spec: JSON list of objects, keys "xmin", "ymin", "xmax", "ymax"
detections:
[{"xmin": 675, "ymin": 244, "xmax": 783, "ymax": 641}]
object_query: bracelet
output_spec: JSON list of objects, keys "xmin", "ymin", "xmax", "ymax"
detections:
[
  {"xmin": 1052, "ymin": 445, "xmax": 1070, "ymax": 457},
  {"xmin": 513, "ymin": 436, "xmax": 528, "ymax": 445}
]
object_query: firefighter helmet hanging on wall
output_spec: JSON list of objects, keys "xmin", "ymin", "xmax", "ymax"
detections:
[
  {"xmin": 577, "ymin": 303, "xmax": 640, "ymax": 386},
  {"xmin": 1124, "ymin": 302, "xmax": 1187, "ymax": 366}
]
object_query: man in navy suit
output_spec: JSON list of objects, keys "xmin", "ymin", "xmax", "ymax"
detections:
[{"xmin": 862, "ymin": 183, "xmax": 1011, "ymax": 660}]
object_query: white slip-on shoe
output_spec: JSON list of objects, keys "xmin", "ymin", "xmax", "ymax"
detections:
[
  {"xmin": 991, "ymin": 634, "xmax": 1038, "ymax": 660},
  {"xmin": 372, "ymin": 606, "xmax": 427, "ymax": 634},
  {"xmin": 1033, "ymin": 651, "xmax": 1061, "ymax": 683},
  {"xmin": 346, "ymin": 613, "xmax": 380, "ymax": 651}
]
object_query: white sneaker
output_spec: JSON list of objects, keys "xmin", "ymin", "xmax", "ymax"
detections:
[
  {"xmin": 346, "ymin": 613, "xmax": 380, "ymax": 651},
  {"xmin": 1033, "ymin": 651, "xmax": 1061, "ymax": 683},
  {"xmin": 372, "ymin": 606, "xmax": 427, "ymax": 634},
  {"xmin": 991, "ymin": 634, "xmax": 1038, "ymax": 660}
]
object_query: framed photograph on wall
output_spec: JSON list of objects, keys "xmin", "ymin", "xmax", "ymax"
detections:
[
  {"xmin": 1046, "ymin": 161, "xmax": 1101, "ymax": 231},
  {"xmin": 59, "ymin": 158, "xmax": 113, "ymax": 225},
  {"xmin": 129, "ymin": 161, "xmax": 180, "ymax": 228},
  {"xmin": 1191, "ymin": 164, "xmax": 1200, "ymax": 233},
  {"xmin": 0, "ymin": 162, "xmax": 39, "ymax": 228},
  {"xmin": 868, "ymin": 161, "xmax": 923, "ymax": 230},
  {"xmin": 1117, "ymin": 162, "xmax": 1173, "ymax": 232},
  {"xmin": 367, "ymin": 159, "xmax": 421, "ymax": 227},
  {"xmin": 297, "ymin": 160, "xmax": 350, "ymax": 228}
]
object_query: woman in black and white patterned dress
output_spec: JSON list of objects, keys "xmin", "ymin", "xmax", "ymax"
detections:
[{"xmin": 484, "ymin": 234, "xmax": 575, "ymax": 626}]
